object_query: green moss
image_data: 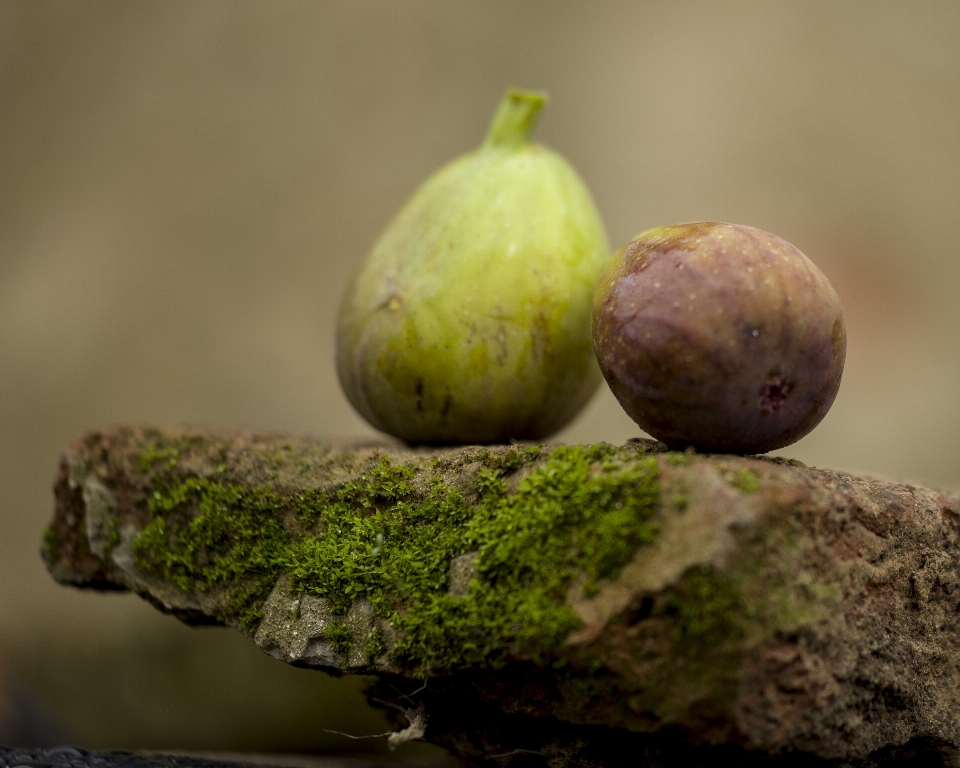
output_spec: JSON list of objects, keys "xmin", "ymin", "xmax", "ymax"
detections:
[
  {"xmin": 581, "ymin": 580, "xmax": 600, "ymax": 598},
  {"xmin": 611, "ymin": 564, "xmax": 747, "ymax": 723},
  {"xmin": 483, "ymin": 444, "xmax": 544, "ymax": 471},
  {"xmin": 140, "ymin": 444, "xmax": 182, "ymax": 472},
  {"xmin": 474, "ymin": 466, "xmax": 506, "ymax": 497},
  {"xmin": 728, "ymin": 468, "xmax": 760, "ymax": 494},
  {"xmin": 434, "ymin": 444, "xmax": 545, "ymax": 474},
  {"xmin": 664, "ymin": 449, "xmax": 695, "ymax": 467},
  {"xmin": 364, "ymin": 628, "xmax": 385, "ymax": 663},
  {"xmin": 42, "ymin": 526, "xmax": 60, "ymax": 564},
  {"xmin": 133, "ymin": 478, "xmax": 290, "ymax": 630},
  {"xmin": 133, "ymin": 444, "xmax": 660, "ymax": 675},
  {"xmin": 324, "ymin": 622, "xmax": 353, "ymax": 655},
  {"xmin": 103, "ymin": 525, "xmax": 121, "ymax": 558},
  {"xmin": 666, "ymin": 565, "xmax": 745, "ymax": 651}
]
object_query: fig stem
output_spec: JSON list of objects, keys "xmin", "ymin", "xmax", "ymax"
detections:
[{"xmin": 483, "ymin": 88, "xmax": 548, "ymax": 150}]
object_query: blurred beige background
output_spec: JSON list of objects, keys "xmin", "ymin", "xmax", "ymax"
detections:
[{"xmin": 1, "ymin": 0, "xmax": 959, "ymax": 755}]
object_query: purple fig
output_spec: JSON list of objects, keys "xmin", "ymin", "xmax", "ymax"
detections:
[{"xmin": 592, "ymin": 222, "xmax": 846, "ymax": 453}]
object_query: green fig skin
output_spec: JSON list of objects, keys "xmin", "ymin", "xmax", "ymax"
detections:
[
  {"xmin": 337, "ymin": 91, "xmax": 609, "ymax": 445},
  {"xmin": 592, "ymin": 223, "xmax": 846, "ymax": 454}
]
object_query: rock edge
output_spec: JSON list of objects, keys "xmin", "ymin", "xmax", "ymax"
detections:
[{"xmin": 43, "ymin": 426, "xmax": 960, "ymax": 767}]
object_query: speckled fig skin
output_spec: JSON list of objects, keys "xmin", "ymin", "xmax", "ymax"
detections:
[
  {"xmin": 337, "ymin": 90, "xmax": 609, "ymax": 445},
  {"xmin": 592, "ymin": 223, "xmax": 846, "ymax": 453}
]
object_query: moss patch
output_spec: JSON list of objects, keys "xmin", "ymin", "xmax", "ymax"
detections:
[
  {"xmin": 324, "ymin": 622, "xmax": 353, "ymax": 655},
  {"xmin": 42, "ymin": 526, "xmax": 60, "ymax": 564},
  {"xmin": 102, "ymin": 525, "xmax": 121, "ymax": 559},
  {"xmin": 608, "ymin": 565, "xmax": 747, "ymax": 725},
  {"xmin": 364, "ymin": 628, "xmax": 385, "ymax": 664},
  {"xmin": 727, "ymin": 468, "xmax": 760, "ymax": 494},
  {"xmin": 140, "ymin": 443, "xmax": 184, "ymax": 472},
  {"xmin": 132, "ymin": 443, "xmax": 660, "ymax": 675},
  {"xmin": 664, "ymin": 450, "xmax": 695, "ymax": 467},
  {"xmin": 666, "ymin": 565, "xmax": 745, "ymax": 651},
  {"xmin": 133, "ymin": 479, "xmax": 290, "ymax": 629}
]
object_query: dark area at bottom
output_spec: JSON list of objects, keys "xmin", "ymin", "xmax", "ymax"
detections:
[
  {"xmin": 0, "ymin": 747, "xmax": 448, "ymax": 768},
  {"xmin": 369, "ymin": 672, "xmax": 957, "ymax": 768},
  {"xmin": 0, "ymin": 748, "xmax": 338, "ymax": 768},
  {"xmin": 1, "ymin": 738, "xmax": 955, "ymax": 768}
]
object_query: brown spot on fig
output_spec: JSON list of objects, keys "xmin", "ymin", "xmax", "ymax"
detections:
[{"xmin": 759, "ymin": 375, "xmax": 793, "ymax": 414}]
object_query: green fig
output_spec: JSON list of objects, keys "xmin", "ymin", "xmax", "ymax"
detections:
[{"xmin": 337, "ymin": 89, "xmax": 609, "ymax": 445}]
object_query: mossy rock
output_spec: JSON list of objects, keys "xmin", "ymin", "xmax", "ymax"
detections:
[{"xmin": 44, "ymin": 427, "xmax": 960, "ymax": 766}]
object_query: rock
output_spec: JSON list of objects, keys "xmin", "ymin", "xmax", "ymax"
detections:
[{"xmin": 43, "ymin": 426, "xmax": 960, "ymax": 766}]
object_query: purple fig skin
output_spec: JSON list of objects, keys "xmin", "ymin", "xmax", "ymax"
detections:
[{"xmin": 592, "ymin": 222, "xmax": 846, "ymax": 454}]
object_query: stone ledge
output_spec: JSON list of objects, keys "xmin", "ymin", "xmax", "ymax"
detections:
[{"xmin": 43, "ymin": 426, "xmax": 960, "ymax": 766}]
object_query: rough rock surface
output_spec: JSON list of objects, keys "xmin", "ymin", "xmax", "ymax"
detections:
[{"xmin": 43, "ymin": 427, "xmax": 960, "ymax": 767}]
